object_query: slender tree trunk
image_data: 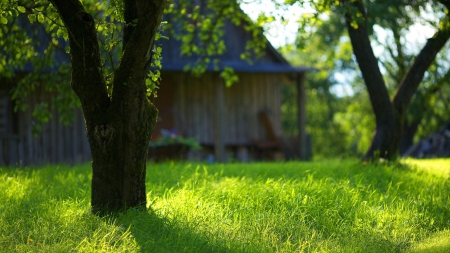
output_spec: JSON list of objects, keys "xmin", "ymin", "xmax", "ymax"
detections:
[
  {"xmin": 342, "ymin": 0, "xmax": 450, "ymax": 160},
  {"xmin": 390, "ymin": 19, "xmax": 450, "ymax": 158},
  {"xmin": 342, "ymin": 0, "xmax": 400, "ymax": 160},
  {"xmin": 50, "ymin": 0, "xmax": 164, "ymax": 214}
]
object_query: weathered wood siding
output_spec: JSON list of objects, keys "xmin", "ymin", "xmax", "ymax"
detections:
[
  {"xmin": 162, "ymin": 72, "xmax": 283, "ymax": 146},
  {"xmin": 0, "ymin": 89, "xmax": 91, "ymax": 166}
]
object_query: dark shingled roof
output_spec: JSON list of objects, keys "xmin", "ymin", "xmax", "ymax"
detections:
[
  {"xmin": 19, "ymin": 13, "xmax": 314, "ymax": 74},
  {"xmin": 160, "ymin": 18, "xmax": 314, "ymax": 74}
]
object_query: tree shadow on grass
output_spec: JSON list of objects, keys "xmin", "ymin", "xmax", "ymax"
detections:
[{"xmin": 116, "ymin": 209, "xmax": 236, "ymax": 253}]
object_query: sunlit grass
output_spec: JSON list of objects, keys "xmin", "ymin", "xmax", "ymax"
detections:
[
  {"xmin": 406, "ymin": 229, "xmax": 450, "ymax": 253},
  {"xmin": 0, "ymin": 159, "xmax": 449, "ymax": 252}
]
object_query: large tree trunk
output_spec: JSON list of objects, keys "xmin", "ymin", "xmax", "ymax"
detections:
[
  {"xmin": 342, "ymin": 0, "xmax": 450, "ymax": 160},
  {"xmin": 50, "ymin": 0, "xmax": 164, "ymax": 214}
]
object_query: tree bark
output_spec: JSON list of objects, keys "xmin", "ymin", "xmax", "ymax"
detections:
[
  {"xmin": 342, "ymin": 0, "xmax": 399, "ymax": 159},
  {"xmin": 50, "ymin": 0, "xmax": 164, "ymax": 214},
  {"xmin": 342, "ymin": 0, "xmax": 450, "ymax": 160}
]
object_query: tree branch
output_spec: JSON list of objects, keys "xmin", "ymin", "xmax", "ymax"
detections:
[
  {"xmin": 111, "ymin": 0, "xmax": 164, "ymax": 104},
  {"xmin": 48, "ymin": 0, "xmax": 110, "ymax": 126},
  {"xmin": 341, "ymin": 0, "xmax": 395, "ymax": 124},
  {"xmin": 379, "ymin": 59, "xmax": 400, "ymax": 84},
  {"xmin": 392, "ymin": 21, "xmax": 450, "ymax": 114},
  {"xmin": 392, "ymin": 27, "xmax": 406, "ymax": 76}
]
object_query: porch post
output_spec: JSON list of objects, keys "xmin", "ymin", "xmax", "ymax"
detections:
[{"xmin": 214, "ymin": 79, "xmax": 226, "ymax": 162}]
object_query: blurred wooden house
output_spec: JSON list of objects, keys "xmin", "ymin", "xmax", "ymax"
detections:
[
  {"xmin": 0, "ymin": 14, "xmax": 313, "ymax": 166},
  {"xmin": 151, "ymin": 18, "xmax": 314, "ymax": 162}
]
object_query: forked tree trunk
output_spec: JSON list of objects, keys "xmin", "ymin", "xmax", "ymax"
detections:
[
  {"xmin": 88, "ymin": 92, "xmax": 158, "ymax": 213},
  {"xmin": 342, "ymin": 0, "xmax": 450, "ymax": 160},
  {"xmin": 50, "ymin": 0, "xmax": 164, "ymax": 214}
]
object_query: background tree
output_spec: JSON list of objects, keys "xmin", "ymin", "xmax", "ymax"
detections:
[
  {"xmin": 341, "ymin": 0, "xmax": 450, "ymax": 160},
  {"xmin": 271, "ymin": 0, "xmax": 450, "ymax": 159},
  {"xmin": 280, "ymin": 0, "xmax": 450, "ymax": 158}
]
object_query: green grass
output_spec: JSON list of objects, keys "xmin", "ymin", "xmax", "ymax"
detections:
[{"xmin": 0, "ymin": 159, "xmax": 449, "ymax": 252}]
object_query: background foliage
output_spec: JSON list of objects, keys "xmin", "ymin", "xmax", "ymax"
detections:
[{"xmin": 1, "ymin": 0, "xmax": 449, "ymax": 157}]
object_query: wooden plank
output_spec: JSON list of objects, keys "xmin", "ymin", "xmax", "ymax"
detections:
[
  {"xmin": 261, "ymin": 74, "xmax": 269, "ymax": 139},
  {"xmin": 18, "ymin": 108, "xmax": 29, "ymax": 165},
  {"xmin": 214, "ymin": 78, "xmax": 226, "ymax": 162},
  {"xmin": 232, "ymin": 80, "xmax": 240, "ymax": 143},
  {"xmin": 51, "ymin": 109, "xmax": 57, "ymax": 163},
  {"xmin": 71, "ymin": 109, "xmax": 78, "ymax": 163},
  {"xmin": 57, "ymin": 110, "xmax": 63, "ymax": 163},
  {"xmin": 188, "ymin": 74, "xmax": 197, "ymax": 140},
  {"xmin": 62, "ymin": 113, "xmax": 68, "ymax": 163},
  {"xmin": 238, "ymin": 77, "xmax": 245, "ymax": 143},
  {"xmin": 9, "ymin": 138, "xmax": 18, "ymax": 166},
  {"xmin": 183, "ymin": 73, "xmax": 194, "ymax": 139},
  {"xmin": 0, "ymin": 138, "xmax": 3, "ymax": 165},
  {"xmin": 256, "ymin": 74, "xmax": 265, "ymax": 140},
  {"xmin": 206, "ymin": 74, "xmax": 215, "ymax": 144},
  {"xmin": 236, "ymin": 74, "xmax": 243, "ymax": 143},
  {"xmin": 199, "ymin": 74, "xmax": 207, "ymax": 143},
  {"xmin": 199, "ymin": 75, "xmax": 205, "ymax": 143},
  {"xmin": 297, "ymin": 73, "xmax": 307, "ymax": 160},
  {"xmin": 69, "ymin": 109, "xmax": 75, "ymax": 164},
  {"xmin": 198, "ymin": 74, "xmax": 206, "ymax": 143},
  {"xmin": 18, "ymin": 125, "xmax": 24, "ymax": 166},
  {"xmin": 249, "ymin": 74, "xmax": 259, "ymax": 140},
  {"xmin": 197, "ymin": 76, "xmax": 203, "ymax": 141},
  {"xmin": 152, "ymin": 72, "xmax": 176, "ymax": 136},
  {"xmin": 223, "ymin": 77, "xmax": 232, "ymax": 143},
  {"xmin": 51, "ymin": 104, "xmax": 57, "ymax": 163},
  {"xmin": 200, "ymin": 74, "xmax": 207, "ymax": 143},
  {"xmin": 236, "ymin": 74, "xmax": 246, "ymax": 143},
  {"xmin": 29, "ymin": 95, "xmax": 38, "ymax": 165},
  {"xmin": 272, "ymin": 75, "xmax": 282, "ymax": 134},
  {"xmin": 175, "ymin": 73, "xmax": 185, "ymax": 135},
  {"xmin": 271, "ymin": 75, "xmax": 281, "ymax": 136},
  {"xmin": 176, "ymin": 73, "xmax": 185, "ymax": 135}
]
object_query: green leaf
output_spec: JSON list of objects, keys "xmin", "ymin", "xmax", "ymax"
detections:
[
  {"xmin": 28, "ymin": 14, "xmax": 36, "ymax": 23},
  {"xmin": 17, "ymin": 6, "xmax": 26, "ymax": 13},
  {"xmin": 37, "ymin": 13, "xmax": 44, "ymax": 23},
  {"xmin": 1, "ymin": 17, "xmax": 7, "ymax": 25}
]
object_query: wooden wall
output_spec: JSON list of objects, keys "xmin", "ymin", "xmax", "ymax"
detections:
[
  {"xmin": 157, "ymin": 72, "xmax": 283, "ymax": 146},
  {"xmin": 0, "ymin": 88, "xmax": 91, "ymax": 166},
  {"xmin": 2, "ymin": 70, "xmax": 284, "ymax": 165}
]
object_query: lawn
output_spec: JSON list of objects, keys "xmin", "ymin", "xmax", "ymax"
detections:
[{"xmin": 0, "ymin": 159, "xmax": 449, "ymax": 252}]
